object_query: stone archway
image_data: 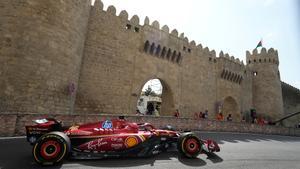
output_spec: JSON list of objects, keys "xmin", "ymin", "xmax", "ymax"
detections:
[
  {"xmin": 159, "ymin": 79, "xmax": 175, "ymax": 116},
  {"xmin": 223, "ymin": 96, "xmax": 240, "ymax": 121},
  {"xmin": 136, "ymin": 78, "xmax": 175, "ymax": 116}
]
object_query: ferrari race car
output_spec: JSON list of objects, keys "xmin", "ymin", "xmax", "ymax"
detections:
[{"xmin": 25, "ymin": 117, "xmax": 220, "ymax": 165}]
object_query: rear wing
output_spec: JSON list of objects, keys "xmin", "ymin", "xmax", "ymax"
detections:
[{"xmin": 25, "ymin": 118, "xmax": 63, "ymax": 144}]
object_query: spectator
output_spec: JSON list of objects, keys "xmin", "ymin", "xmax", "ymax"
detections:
[
  {"xmin": 203, "ymin": 109, "xmax": 208, "ymax": 119},
  {"xmin": 263, "ymin": 118, "xmax": 269, "ymax": 125},
  {"xmin": 216, "ymin": 112, "xmax": 224, "ymax": 121},
  {"xmin": 250, "ymin": 109, "xmax": 257, "ymax": 123},
  {"xmin": 194, "ymin": 112, "xmax": 199, "ymax": 119},
  {"xmin": 174, "ymin": 109, "xmax": 180, "ymax": 118},
  {"xmin": 199, "ymin": 112, "xmax": 203, "ymax": 119},
  {"xmin": 135, "ymin": 109, "xmax": 142, "ymax": 115},
  {"xmin": 253, "ymin": 117, "xmax": 258, "ymax": 124},
  {"xmin": 226, "ymin": 114, "xmax": 233, "ymax": 121},
  {"xmin": 147, "ymin": 102, "xmax": 154, "ymax": 115},
  {"xmin": 257, "ymin": 116, "xmax": 264, "ymax": 125},
  {"xmin": 154, "ymin": 105, "xmax": 160, "ymax": 116}
]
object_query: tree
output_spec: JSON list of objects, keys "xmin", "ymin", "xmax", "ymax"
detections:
[{"xmin": 144, "ymin": 86, "xmax": 152, "ymax": 96}]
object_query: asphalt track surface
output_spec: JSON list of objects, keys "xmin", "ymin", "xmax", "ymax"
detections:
[{"xmin": 1, "ymin": 132, "xmax": 300, "ymax": 169}]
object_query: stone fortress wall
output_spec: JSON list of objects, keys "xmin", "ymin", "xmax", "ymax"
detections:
[
  {"xmin": 74, "ymin": 0, "xmax": 254, "ymax": 121},
  {"xmin": 0, "ymin": 0, "xmax": 91, "ymax": 113},
  {"xmin": 0, "ymin": 0, "xmax": 299, "ymax": 126},
  {"xmin": 281, "ymin": 82, "xmax": 300, "ymax": 127}
]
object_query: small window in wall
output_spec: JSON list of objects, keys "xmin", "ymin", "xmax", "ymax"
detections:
[
  {"xmin": 235, "ymin": 76, "xmax": 240, "ymax": 83},
  {"xmin": 230, "ymin": 74, "xmax": 235, "ymax": 81},
  {"xmin": 155, "ymin": 45, "xmax": 161, "ymax": 56},
  {"xmin": 214, "ymin": 59, "xmax": 217, "ymax": 63},
  {"xmin": 183, "ymin": 46, "xmax": 186, "ymax": 51},
  {"xmin": 161, "ymin": 47, "xmax": 166, "ymax": 58},
  {"xmin": 221, "ymin": 70, "xmax": 225, "ymax": 78},
  {"xmin": 224, "ymin": 70, "xmax": 229, "ymax": 79},
  {"xmin": 188, "ymin": 48, "xmax": 191, "ymax": 53},
  {"xmin": 227, "ymin": 72, "xmax": 232, "ymax": 80},
  {"xmin": 126, "ymin": 24, "xmax": 131, "ymax": 30},
  {"xmin": 150, "ymin": 43, "xmax": 155, "ymax": 55},
  {"xmin": 248, "ymin": 60, "xmax": 251, "ymax": 64},
  {"xmin": 171, "ymin": 51, "xmax": 177, "ymax": 61},
  {"xmin": 176, "ymin": 52, "xmax": 181, "ymax": 63},
  {"xmin": 144, "ymin": 41, "xmax": 150, "ymax": 52},
  {"xmin": 166, "ymin": 48, "xmax": 172, "ymax": 60},
  {"xmin": 253, "ymin": 71, "xmax": 258, "ymax": 76},
  {"xmin": 209, "ymin": 57, "xmax": 212, "ymax": 61},
  {"xmin": 259, "ymin": 59, "xmax": 261, "ymax": 62},
  {"xmin": 134, "ymin": 27, "xmax": 139, "ymax": 32},
  {"xmin": 254, "ymin": 59, "xmax": 256, "ymax": 62}
]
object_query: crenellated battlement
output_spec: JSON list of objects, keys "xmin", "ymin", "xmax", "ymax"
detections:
[
  {"xmin": 246, "ymin": 47, "xmax": 279, "ymax": 65},
  {"xmin": 92, "ymin": 0, "xmax": 227, "ymax": 60},
  {"xmin": 218, "ymin": 51, "xmax": 244, "ymax": 66},
  {"xmin": 87, "ymin": 0, "xmax": 253, "ymax": 78},
  {"xmin": 91, "ymin": 0, "xmax": 254, "ymax": 67},
  {"xmin": 281, "ymin": 82, "xmax": 300, "ymax": 93}
]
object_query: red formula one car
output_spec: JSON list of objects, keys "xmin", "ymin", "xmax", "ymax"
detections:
[{"xmin": 25, "ymin": 117, "xmax": 220, "ymax": 165}]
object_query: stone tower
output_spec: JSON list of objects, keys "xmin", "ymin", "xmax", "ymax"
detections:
[
  {"xmin": 246, "ymin": 48, "xmax": 284, "ymax": 120},
  {"xmin": 0, "ymin": 0, "xmax": 91, "ymax": 113}
]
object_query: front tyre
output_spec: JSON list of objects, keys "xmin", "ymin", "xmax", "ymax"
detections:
[
  {"xmin": 33, "ymin": 132, "xmax": 70, "ymax": 165},
  {"xmin": 177, "ymin": 132, "xmax": 202, "ymax": 158}
]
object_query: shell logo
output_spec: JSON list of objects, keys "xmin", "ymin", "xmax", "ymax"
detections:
[
  {"xmin": 125, "ymin": 136, "xmax": 138, "ymax": 148},
  {"xmin": 69, "ymin": 125, "xmax": 79, "ymax": 131}
]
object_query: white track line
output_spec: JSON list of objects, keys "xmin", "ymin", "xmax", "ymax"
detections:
[{"xmin": 0, "ymin": 136, "xmax": 25, "ymax": 140}]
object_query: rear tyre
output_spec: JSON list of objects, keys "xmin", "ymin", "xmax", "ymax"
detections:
[
  {"xmin": 177, "ymin": 132, "xmax": 202, "ymax": 158},
  {"xmin": 32, "ymin": 132, "xmax": 70, "ymax": 165}
]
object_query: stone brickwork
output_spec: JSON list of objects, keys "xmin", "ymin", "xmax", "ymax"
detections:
[
  {"xmin": 281, "ymin": 82, "xmax": 300, "ymax": 127},
  {"xmin": 0, "ymin": 0, "xmax": 299, "ymax": 132},
  {"xmin": 0, "ymin": 113, "xmax": 299, "ymax": 137},
  {"xmin": 0, "ymin": 0, "xmax": 91, "ymax": 113},
  {"xmin": 246, "ymin": 48, "xmax": 284, "ymax": 120}
]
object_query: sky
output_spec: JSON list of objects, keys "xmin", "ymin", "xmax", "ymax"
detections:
[{"xmin": 98, "ymin": 0, "xmax": 300, "ymax": 89}]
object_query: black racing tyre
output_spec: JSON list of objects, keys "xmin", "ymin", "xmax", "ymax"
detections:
[
  {"xmin": 177, "ymin": 132, "xmax": 202, "ymax": 158},
  {"xmin": 32, "ymin": 131, "xmax": 70, "ymax": 165}
]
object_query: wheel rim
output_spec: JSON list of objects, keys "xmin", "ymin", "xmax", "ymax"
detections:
[
  {"xmin": 185, "ymin": 138, "xmax": 199, "ymax": 154},
  {"xmin": 40, "ymin": 140, "xmax": 61, "ymax": 160}
]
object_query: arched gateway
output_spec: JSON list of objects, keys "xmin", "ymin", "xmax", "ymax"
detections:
[
  {"xmin": 222, "ymin": 96, "xmax": 240, "ymax": 122},
  {"xmin": 135, "ymin": 78, "xmax": 175, "ymax": 116}
]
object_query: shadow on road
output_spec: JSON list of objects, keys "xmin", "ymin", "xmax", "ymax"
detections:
[
  {"xmin": 0, "ymin": 138, "xmax": 223, "ymax": 169},
  {"xmin": 67, "ymin": 150, "xmax": 210, "ymax": 168},
  {"xmin": 206, "ymin": 153, "xmax": 223, "ymax": 163}
]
